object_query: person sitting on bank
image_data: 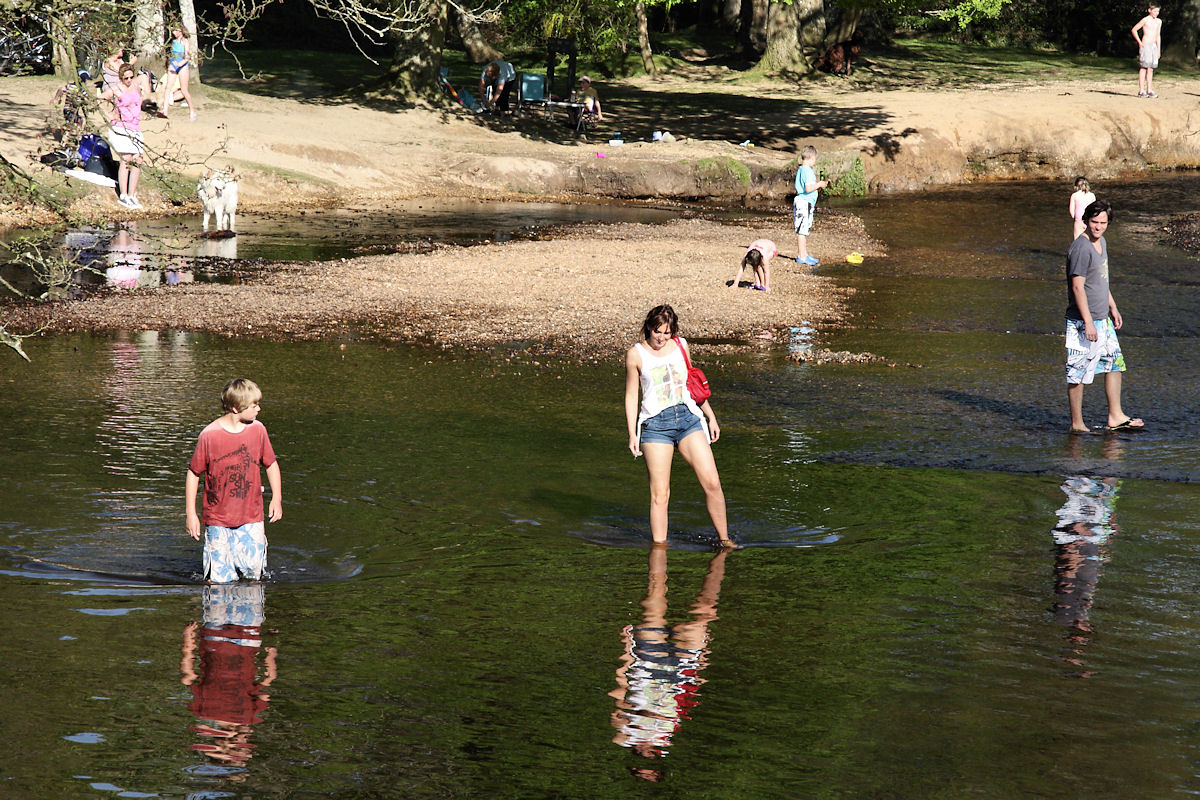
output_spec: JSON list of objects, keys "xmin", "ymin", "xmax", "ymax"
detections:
[
  {"xmin": 578, "ymin": 76, "xmax": 603, "ymax": 121},
  {"xmin": 479, "ymin": 59, "xmax": 516, "ymax": 113}
]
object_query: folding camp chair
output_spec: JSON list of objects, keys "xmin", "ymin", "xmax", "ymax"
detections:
[{"xmin": 517, "ymin": 73, "xmax": 551, "ymax": 119}]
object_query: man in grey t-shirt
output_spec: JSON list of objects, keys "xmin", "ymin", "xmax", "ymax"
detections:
[{"xmin": 1064, "ymin": 199, "xmax": 1144, "ymax": 433}]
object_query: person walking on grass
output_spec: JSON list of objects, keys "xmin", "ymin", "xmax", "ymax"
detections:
[
  {"xmin": 1065, "ymin": 200, "xmax": 1144, "ymax": 434},
  {"xmin": 794, "ymin": 145, "xmax": 828, "ymax": 268},
  {"xmin": 161, "ymin": 26, "xmax": 198, "ymax": 121},
  {"xmin": 625, "ymin": 305, "xmax": 735, "ymax": 548},
  {"xmin": 1133, "ymin": 5, "xmax": 1162, "ymax": 98}
]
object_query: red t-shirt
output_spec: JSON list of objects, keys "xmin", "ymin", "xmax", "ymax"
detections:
[{"xmin": 188, "ymin": 420, "xmax": 277, "ymax": 527}]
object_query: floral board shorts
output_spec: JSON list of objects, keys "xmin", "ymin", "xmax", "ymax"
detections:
[
  {"xmin": 1065, "ymin": 317, "xmax": 1125, "ymax": 385},
  {"xmin": 203, "ymin": 521, "xmax": 267, "ymax": 583},
  {"xmin": 201, "ymin": 582, "xmax": 266, "ymax": 630}
]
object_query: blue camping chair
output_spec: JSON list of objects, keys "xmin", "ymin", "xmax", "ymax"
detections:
[{"xmin": 517, "ymin": 73, "xmax": 551, "ymax": 119}]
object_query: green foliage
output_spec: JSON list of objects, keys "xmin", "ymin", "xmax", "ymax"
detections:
[
  {"xmin": 936, "ymin": 0, "xmax": 1011, "ymax": 29},
  {"xmin": 821, "ymin": 157, "xmax": 868, "ymax": 198},
  {"xmin": 696, "ymin": 156, "xmax": 751, "ymax": 188}
]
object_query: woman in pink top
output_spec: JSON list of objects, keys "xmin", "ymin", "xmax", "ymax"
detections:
[
  {"xmin": 729, "ymin": 238, "xmax": 777, "ymax": 291},
  {"xmin": 1068, "ymin": 177, "xmax": 1095, "ymax": 241},
  {"xmin": 99, "ymin": 63, "xmax": 149, "ymax": 209}
]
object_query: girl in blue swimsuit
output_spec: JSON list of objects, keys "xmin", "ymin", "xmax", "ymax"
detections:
[{"xmin": 162, "ymin": 27, "xmax": 197, "ymax": 121}]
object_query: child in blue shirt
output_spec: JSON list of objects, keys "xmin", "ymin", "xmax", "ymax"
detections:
[{"xmin": 793, "ymin": 145, "xmax": 828, "ymax": 267}]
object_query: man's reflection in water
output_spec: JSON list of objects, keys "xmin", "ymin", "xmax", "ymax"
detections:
[
  {"xmin": 1052, "ymin": 475, "xmax": 1120, "ymax": 677},
  {"xmin": 181, "ymin": 583, "xmax": 277, "ymax": 774},
  {"xmin": 610, "ymin": 545, "xmax": 728, "ymax": 782}
]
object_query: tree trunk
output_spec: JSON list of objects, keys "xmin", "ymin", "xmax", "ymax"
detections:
[
  {"xmin": 453, "ymin": 7, "xmax": 501, "ymax": 63},
  {"xmin": 636, "ymin": 1, "xmax": 656, "ymax": 76},
  {"xmin": 386, "ymin": 0, "xmax": 447, "ymax": 102},
  {"xmin": 178, "ymin": 0, "xmax": 200, "ymax": 82},
  {"xmin": 1164, "ymin": 0, "xmax": 1200, "ymax": 67},
  {"xmin": 795, "ymin": 0, "xmax": 825, "ymax": 68},
  {"xmin": 134, "ymin": 0, "xmax": 165, "ymax": 65},
  {"xmin": 740, "ymin": 0, "xmax": 768, "ymax": 56},
  {"xmin": 756, "ymin": 0, "xmax": 807, "ymax": 74},
  {"xmin": 822, "ymin": 6, "xmax": 862, "ymax": 49},
  {"xmin": 722, "ymin": 0, "xmax": 740, "ymax": 31},
  {"xmin": 49, "ymin": 13, "xmax": 75, "ymax": 78}
]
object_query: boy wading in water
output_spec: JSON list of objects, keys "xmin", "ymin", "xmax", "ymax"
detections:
[
  {"xmin": 186, "ymin": 378, "xmax": 282, "ymax": 582},
  {"xmin": 1132, "ymin": 5, "xmax": 1162, "ymax": 97},
  {"xmin": 1064, "ymin": 201, "xmax": 1144, "ymax": 434}
]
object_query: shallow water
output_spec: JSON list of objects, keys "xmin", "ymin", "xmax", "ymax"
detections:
[{"xmin": 4, "ymin": 178, "xmax": 1200, "ymax": 798}]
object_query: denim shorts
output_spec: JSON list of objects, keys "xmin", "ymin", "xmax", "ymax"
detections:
[{"xmin": 641, "ymin": 404, "xmax": 705, "ymax": 446}]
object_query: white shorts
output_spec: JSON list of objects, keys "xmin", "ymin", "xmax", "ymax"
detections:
[
  {"xmin": 793, "ymin": 197, "xmax": 815, "ymax": 237},
  {"xmin": 106, "ymin": 124, "xmax": 144, "ymax": 156},
  {"xmin": 1139, "ymin": 42, "xmax": 1159, "ymax": 70}
]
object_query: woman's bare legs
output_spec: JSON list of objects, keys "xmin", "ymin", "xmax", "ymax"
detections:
[
  {"xmin": 641, "ymin": 442, "xmax": 674, "ymax": 544},
  {"xmin": 677, "ymin": 430, "xmax": 729, "ymax": 542},
  {"xmin": 161, "ymin": 71, "xmax": 177, "ymax": 116},
  {"xmin": 177, "ymin": 65, "xmax": 197, "ymax": 120}
]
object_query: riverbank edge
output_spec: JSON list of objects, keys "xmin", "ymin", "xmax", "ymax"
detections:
[{"xmin": 8, "ymin": 73, "xmax": 1200, "ymax": 232}]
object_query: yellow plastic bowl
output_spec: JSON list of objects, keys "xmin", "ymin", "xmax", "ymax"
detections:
[{"xmin": 845, "ymin": 252, "xmax": 864, "ymax": 264}]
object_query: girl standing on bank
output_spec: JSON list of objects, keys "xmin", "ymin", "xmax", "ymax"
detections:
[
  {"xmin": 161, "ymin": 27, "xmax": 197, "ymax": 121},
  {"xmin": 99, "ymin": 63, "xmax": 150, "ymax": 209},
  {"xmin": 625, "ymin": 305, "xmax": 734, "ymax": 548}
]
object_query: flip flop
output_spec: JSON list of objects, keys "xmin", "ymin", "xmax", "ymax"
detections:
[{"xmin": 1105, "ymin": 417, "xmax": 1145, "ymax": 431}]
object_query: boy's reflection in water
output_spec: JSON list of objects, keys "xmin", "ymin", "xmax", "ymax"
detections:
[
  {"xmin": 610, "ymin": 545, "xmax": 728, "ymax": 782},
  {"xmin": 180, "ymin": 583, "xmax": 277, "ymax": 774},
  {"xmin": 1052, "ymin": 475, "xmax": 1120, "ymax": 677}
]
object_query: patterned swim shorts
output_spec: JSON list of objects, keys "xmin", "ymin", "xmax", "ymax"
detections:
[
  {"xmin": 203, "ymin": 521, "xmax": 267, "ymax": 583},
  {"xmin": 793, "ymin": 197, "xmax": 814, "ymax": 237},
  {"xmin": 1065, "ymin": 317, "xmax": 1125, "ymax": 385}
]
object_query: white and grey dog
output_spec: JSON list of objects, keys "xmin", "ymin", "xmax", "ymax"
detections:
[{"xmin": 197, "ymin": 170, "xmax": 238, "ymax": 233}]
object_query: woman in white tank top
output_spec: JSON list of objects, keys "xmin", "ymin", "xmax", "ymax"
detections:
[{"xmin": 624, "ymin": 305, "xmax": 734, "ymax": 548}]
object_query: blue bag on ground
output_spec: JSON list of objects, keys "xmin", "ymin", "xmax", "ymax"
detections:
[{"xmin": 78, "ymin": 134, "xmax": 111, "ymax": 164}]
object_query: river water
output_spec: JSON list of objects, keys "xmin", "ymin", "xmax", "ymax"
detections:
[{"xmin": 3, "ymin": 178, "xmax": 1200, "ymax": 798}]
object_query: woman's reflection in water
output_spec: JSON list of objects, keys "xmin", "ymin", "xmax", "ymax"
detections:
[
  {"xmin": 180, "ymin": 583, "xmax": 277, "ymax": 776},
  {"xmin": 1052, "ymin": 475, "xmax": 1120, "ymax": 677},
  {"xmin": 610, "ymin": 544, "xmax": 728, "ymax": 782}
]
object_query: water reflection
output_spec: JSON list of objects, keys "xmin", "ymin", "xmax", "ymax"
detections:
[
  {"xmin": 104, "ymin": 225, "xmax": 195, "ymax": 289},
  {"xmin": 610, "ymin": 546, "xmax": 727, "ymax": 781},
  {"xmin": 1052, "ymin": 475, "xmax": 1120, "ymax": 677},
  {"xmin": 197, "ymin": 233, "xmax": 237, "ymax": 262},
  {"xmin": 181, "ymin": 583, "xmax": 277, "ymax": 778}
]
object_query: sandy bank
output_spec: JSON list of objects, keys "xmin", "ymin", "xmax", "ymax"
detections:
[
  {"xmin": 4, "ymin": 216, "xmax": 883, "ymax": 359},
  {"xmin": 6, "ymin": 68, "xmax": 1200, "ymax": 230}
]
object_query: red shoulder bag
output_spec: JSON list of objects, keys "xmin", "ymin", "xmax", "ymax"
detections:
[{"xmin": 674, "ymin": 337, "xmax": 711, "ymax": 405}]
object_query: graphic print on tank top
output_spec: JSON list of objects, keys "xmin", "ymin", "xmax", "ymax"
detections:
[{"xmin": 646, "ymin": 360, "xmax": 688, "ymax": 409}]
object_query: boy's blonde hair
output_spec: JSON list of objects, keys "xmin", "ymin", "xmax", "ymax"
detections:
[
  {"xmin": 801, "ymin": 145, "xmax": 819, "ymax": 161},
  {"xmin": 221, "ymin": 378, "xmax": 262, "ymax": 412}
]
